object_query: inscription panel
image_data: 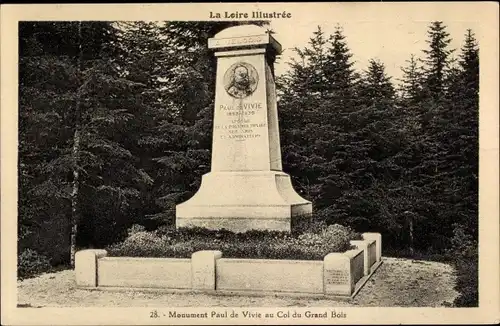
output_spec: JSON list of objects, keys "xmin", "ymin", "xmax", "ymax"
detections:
[
  {"xmin": 211, "ymin": 54, "xmax": 271, "ymax": 172},
  {"xmin": 214, "ymin": 103, "xmax": 267, "ymax": 141},
  {"xmin": 324, "ymin": 269, "xmax": 350, "ymax": 285},
  {"xmin": 208, "ymin": 35, "xmax": 268, "ymax": 49}
]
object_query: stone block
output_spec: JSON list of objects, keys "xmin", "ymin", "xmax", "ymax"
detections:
[
  {"xmin": 323, "ymin": 253, "xmax": 353, "ymax": 296},
  {"xmin": 176, "ymin": 171, "xmax": 311, "ymax": 232},
  {"xmin": 75, "ymin": 249, "xmax": 107, "ymax": 287},
  {"xmin": 367, "ymin": 240, "xmax": 377, "ymax": 267},
  {"xmin": 191, "ymin": 250, "xmax": 222, "ymax": 291},
  {"xmin": 350, "ymin": 240, "xmax": 370, "ymax": 276},
  {"xmin": 363, "ymin": 233, "xmax": 382, "ymax": 262},
  {"xmin": 345, "ymin": 249, "xmax": 365, "ymax": 285},
  {"xmin": 208, "ymin": 24, "xmax": 282, "ymax": 53}
]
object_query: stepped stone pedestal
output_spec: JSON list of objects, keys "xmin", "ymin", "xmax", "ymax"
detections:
[{"xmin": 176, "ymin": 25, "xmax": 312, "ymax": 232}]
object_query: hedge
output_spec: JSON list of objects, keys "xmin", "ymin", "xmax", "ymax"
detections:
[{"xmin": 106, "ymin": 223, "xmax": 362, "ymax": 261}]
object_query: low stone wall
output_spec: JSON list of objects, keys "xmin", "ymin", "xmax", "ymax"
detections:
[
  {"xmin": 75, "ymin": 232, "xmax": 382, "ymax": 298},
  {"xmin": 216, "ymin": 258, "xmax": 323, "ymax": 294},
  {"xmin": 98, "ymin": 257, "xmax": 192, "ymax": 289}
]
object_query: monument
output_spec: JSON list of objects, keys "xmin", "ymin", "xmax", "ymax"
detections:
[{"xmin": 176, "ymin": 25, "xmax": 312, "ymax": 232}]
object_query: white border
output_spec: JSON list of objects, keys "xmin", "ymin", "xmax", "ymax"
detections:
[{"xmin": 1, "ymin": 2, "xmax": 499, "ymax": 325}]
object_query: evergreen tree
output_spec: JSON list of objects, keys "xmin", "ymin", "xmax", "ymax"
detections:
[
  {"xmin": 422, "ymin": 21, "xmax": 454, "ymax": 102},
  {"xmin": 399, "ymin": 54, "xmax": 424, "ymax": 106},
  {"xmin": 323, "ymin": 25, "xmax": 358, "ymax": 108},
  {"xmin": 358, "ymin": 59, "xmax": 395, "ymax": 107},
  {"xmin": 458, "ymin": 29, "xmax": 479, "ymax": 110},
  {"xmin": 19, "ymin": 22, "xmax": 152, "ymax": 265},
  {"xmin": 279, "ymin": 26, "xmax": 371, "ymax": 229},
  {"xmin": 277, "ymin": 26, "xmax": 347, "ymax": 204},
  {"xmin": 442, "ymin": 30, "xmax": 479, "ymax": 306},
  {"xmin": 443, "ymin": 29, "xmax": 479, "ymax": 237}
]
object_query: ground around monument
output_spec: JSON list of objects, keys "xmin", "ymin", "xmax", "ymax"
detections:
[{"xmin": 17, "ymin": 257, "xmax": 459, "ymax": 307}]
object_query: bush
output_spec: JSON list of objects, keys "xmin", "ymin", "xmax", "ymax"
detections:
[
  {"xmin": 127, "ymin": 224, "xmax": 146, "ymax": 236},
  {"xmin": 447, "ymin": 224, "xmax": 478, "ymax": 307},
  {"xmin": 107, "ymin": 223, "xmax": 362, "ymax": 260},
  {"xmin": 453, "ymin": 255, "xmax": 478, "ymax": 307},
  {"xmin": 18, "ymin": 249, "xmax": 52, "ymax": 280},
  {"xmin": 296, "ymin": 224, "xmax": 362, "ymax": 253}
]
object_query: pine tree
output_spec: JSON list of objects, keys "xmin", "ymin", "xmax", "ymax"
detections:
[
  {"xmin": 358, "ymin": 59, "xmax": 395, "ymax": 108},
  {"xmin": 19, "ymin": 22, "xmax": 86, "ymax": 264},
  {"xmin": 279, "ymin": 25, "xmax": 370, "ymax": 228},
  {"xmin": 277, "ymin": 26, "xmax": 341, "ymax": 203},
  {"xmin": 458, "ymin": 29, "xmax": 479, "ymax": 109},
  {"xmin": 405, "ymin": 22, "xmax": 479, "ymax": 253},
  {"xmin": 443, "ymin": 29, "xmax": 479, "ymax": 236},
  {"xmin": 399, "ymin": 54, "xmax": 424, "ymax": 106},
  {"xmin": 323, "ymin": 25, "xmax": 358, "ymax": 111},
  {"xmin": 422, "ymin": 21, "xmax": 454, "ymax": 102},
  {"xmin": 441, "ymin": 29, "xmax": 479, "ymax": 306},
  {"xmin": 19, "ymin": 22, "xmax": 153, "ymax": 266}
]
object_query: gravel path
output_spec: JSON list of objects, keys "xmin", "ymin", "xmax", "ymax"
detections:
[{"xmin": 18, "ymin": 257, "xmax": 459, "ymax": 307}]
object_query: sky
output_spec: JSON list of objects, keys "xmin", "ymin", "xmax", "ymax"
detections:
[{"xmin": 269, "ymin": 20, "xmax": 479, "ymax": 82}]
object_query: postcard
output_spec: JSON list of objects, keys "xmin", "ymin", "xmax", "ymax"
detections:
[{"xmin": 1, "ymin": 2, "xmax": 498, "ymax": 325}]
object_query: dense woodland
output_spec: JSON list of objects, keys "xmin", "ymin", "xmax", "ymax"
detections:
[{"xmin": 18, "ymin": 21, "xmax": 478, "ymax": 305}]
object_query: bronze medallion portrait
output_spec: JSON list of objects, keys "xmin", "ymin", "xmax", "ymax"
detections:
[{"xmin": 224, "ymin": 62, "xmax": 259, "ymax": 99}]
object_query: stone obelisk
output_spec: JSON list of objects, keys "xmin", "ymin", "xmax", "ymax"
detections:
[{"xmin": 176, "ymin": 25, "xmax": 312, "ymax": 232}]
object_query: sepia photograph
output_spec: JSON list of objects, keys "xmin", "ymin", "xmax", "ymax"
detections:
[{"xmin": 1, "ymin": 2, "xmax": 499, "ymax": 325}]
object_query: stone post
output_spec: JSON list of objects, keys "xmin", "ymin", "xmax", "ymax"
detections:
[
  {"xmin": 191, "ymin": 250, "xmax": 222, "ymax": 291},
  {"xmin": 75, "ymin": 249, "xmax": 107, "ymax": 287}
]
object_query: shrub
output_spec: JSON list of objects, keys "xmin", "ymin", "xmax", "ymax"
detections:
[
  {"xmin": 107, "ymin": 230, "xmax": 170, "ymax": 257},
  {"xmin": 107, "ymin": 222, "xmax": 362, "ymax": 260},
  {"xmin": 453, "ymin": 254, "xmax": 478, "ymax": 307},
  {"xmin": 295, "ymin": 223, "xmax": 361, "ymax": 255},
  {"xmin": 127, "ymin": 224, "xmax": 146, "ymax": 236},
  {"xmin": 291, "ymin": 214, "xmax": 327, "ymax": 235},
  {"xmin": 447, "ymin": 224, "xmax": 478, "ymax": 307},
  {"xmin": 18, "ymin": 249, "xmax": 52, "ymax": 280}
]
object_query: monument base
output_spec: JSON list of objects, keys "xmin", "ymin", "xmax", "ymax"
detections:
[{"xmin": 176, "ymin": 171, "xmax": 312, "ymax": 232}]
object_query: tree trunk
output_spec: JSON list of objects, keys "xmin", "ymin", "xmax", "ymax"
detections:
[
  {"xmin": 408, "ymin": 215, "xmax": 414, "ymax": 256},
  {"xmin": 70, "ymin": 21, "xmax": 83, "ymax": 268},
  {"xmin": 70, "ymin": 130, "xmax": 81, "ymax": 267}
]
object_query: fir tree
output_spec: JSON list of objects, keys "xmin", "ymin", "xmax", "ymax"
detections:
[
  {"xmin": 399, "ymin": 54, "xmax": 424, "ymax": 106},
  {"xmin": 458, "ymin": 29, "xmax": 479, "ymax": 107},
  {"xmin": 19, "ymin": 22, "xmax": 152, "ymax": 265},
  {"xmin": 323, "ymin": 25, "xmax": 358, "ymax": 112},
  {"xmin": 422, "ymin": 21, "xmax": 454, "ymax": 102}
]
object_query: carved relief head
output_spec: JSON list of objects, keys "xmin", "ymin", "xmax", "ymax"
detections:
[{"xmin": 224, "ymin": 62, "xmax": 258, "ymax": 99}]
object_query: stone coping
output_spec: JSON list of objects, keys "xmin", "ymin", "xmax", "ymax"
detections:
[{"xmin": 100, "ymin": 256, "xmax": 191, "ymax": 262}]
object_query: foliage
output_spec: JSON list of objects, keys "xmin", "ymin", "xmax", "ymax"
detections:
[
  {"xmin": 107, "ymin": 223, "xmax": 360, "ymax": 260},
  {"xmin": 127, "ymin": 224, "xmax": 147, "ymax": 235},
  {"xmin": 18, "ymin": 249, "xmax": 52, "ymax": 280},
  {"xmin": 18, "ymin": 22, "xmax": 152, "ymax": 265},
  {"xmin": 446, "ymin": 224, "xmax": 478, "ymax": 307}
]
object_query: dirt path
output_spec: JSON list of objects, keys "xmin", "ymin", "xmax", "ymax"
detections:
[{"xmin": 17, "ymin": 257, "xmax": 459, "ymax": 307}]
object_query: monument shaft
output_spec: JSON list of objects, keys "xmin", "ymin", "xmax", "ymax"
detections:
[
  {"xmin": 176, "ymin": 25, "xmax": 312, "ymax": 232},
  {"xmin": 211, "ymin": 50, "xmax": 282, "ymax": 172}
]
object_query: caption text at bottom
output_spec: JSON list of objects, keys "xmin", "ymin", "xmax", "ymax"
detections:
[{"xmin": 150, "ymin": 309, "xmax": 347, "ymax": 319}]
